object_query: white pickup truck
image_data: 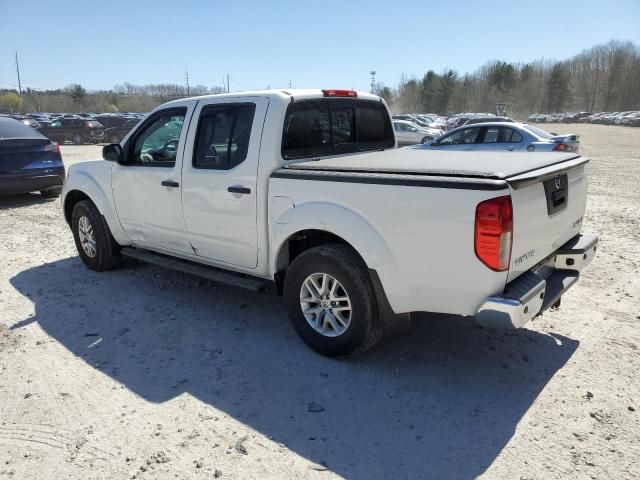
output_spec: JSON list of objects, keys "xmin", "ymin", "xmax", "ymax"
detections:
[{"xmin": 61, "ymin": 89, "xmax": 598, "ymax": 357}]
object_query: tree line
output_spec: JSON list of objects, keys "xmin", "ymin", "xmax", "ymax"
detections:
[
  {"xmin": 1, "ymin": 39, "xmax": 638, "ymax": 117},
  {"xmin": 0, "ymin": 82, "xmax": 226, "ymax": 114},
  {"xmin": 378, "ymin": 39, "xmax": 640, "ymax": 116}
]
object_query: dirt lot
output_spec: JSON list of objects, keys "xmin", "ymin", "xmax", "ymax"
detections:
[{"xmin": 1, "ymin": 124, "xmax": 639, "ymax": 479}]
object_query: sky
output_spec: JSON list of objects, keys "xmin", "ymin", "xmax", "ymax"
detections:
[{"xmin": 1, "ymin": 0, "xmax": 639, "ymax": 92}]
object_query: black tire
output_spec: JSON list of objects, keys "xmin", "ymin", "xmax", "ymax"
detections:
[
  {"xmin": 72, "ymin": 133, "xmax": 84, "ymax": 145},
  {"xmin": 71, "ymin": 200, "xmax": 120, "ymax": 271},
  {"xmin": 283, "ymin": 243, "xmax": 382, "ymax": 357},
  {"xmin": 108, "ymin": 134, "xmax": 120, "ymax": 144},
  {"xmin": 40, "ymin": 188, "xmax": 61, "ymax": 198},
  {"xmin": 421, "ymin": 136, "xmax": 431, "ymax": 144}
]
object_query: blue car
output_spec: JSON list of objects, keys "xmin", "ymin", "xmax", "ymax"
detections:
[{"xmin": 0, "ymin": 116, "xmax": 65, "ymax": 197}]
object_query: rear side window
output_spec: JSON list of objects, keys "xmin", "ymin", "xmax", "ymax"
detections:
[
  {"xmin": 483, "ymin": 128, "xmax": 500, "ymax": 143},
  {"xmin": 503, "ymin": 128, "xmax": 523, "ymax": 143},
  {"xmin": 282, "ymin": 99, "xmax": 394, "ymax": 159},
  {"xmin": 193, "ymin": 104, "xmax": 255, "ymax": 170}
]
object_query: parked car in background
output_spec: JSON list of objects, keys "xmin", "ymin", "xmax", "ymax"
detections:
[
  {"xmin": 39, "ymin": 117, "xmax": 105, "ymax": 144},
  {"xmin": 420, "ymin": 122, "xmax": 579, "ymax": 152},
  {"xmin": 393, "ymin": 120, "xmax": 442, "ymax": 146},
  {"xmin": 0, "ymin": 116, "xmax": 65, "ymax": 197},
  {"xmin": 446, "ymin": 114, "xmax": 514, "ymax": 130},
  {"xmin": 104, "ymin": 118, "xmax": 140, "ymax": 143}
]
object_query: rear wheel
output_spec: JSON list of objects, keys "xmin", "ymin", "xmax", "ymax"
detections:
[
  {"xmin": 283, "ymin": 244, "xmax": 382, "ymax": 357},
  {"xmin": 108, "ymin": 134, "xmax": 120, "ymax": 143},
  {"xmin": 71, "ymin": 200, "xmax": 120, "ymax": 271},
  {"xmin": 72, "ymin": 133, "xmax": 84, "ymax": 145}
]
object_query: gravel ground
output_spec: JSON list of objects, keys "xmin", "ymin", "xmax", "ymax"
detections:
[{"xmin": 1, "ymin": 124, "xmax": 639, "ymax": 479}]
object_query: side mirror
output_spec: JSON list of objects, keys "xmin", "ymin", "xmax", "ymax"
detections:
[{"xmin": 103, "ymin": 143, "xmax": 123, "ymax": 163}]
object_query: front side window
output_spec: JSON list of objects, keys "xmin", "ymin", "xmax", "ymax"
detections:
[
  {"xmin": 193, "ymin": 104, "xmax": 255, "ymax": 170},
  {"xmin": 438, "ymin": 127, "xmax": 479, "ymax": 145},
  {"xmin": 129, "ymin": 109, "xmax": 186, "ymax": 167}
]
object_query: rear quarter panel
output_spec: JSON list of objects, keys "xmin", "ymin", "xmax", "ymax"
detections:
[{"xmin": 269, "ymin": 176, "xmax": 509, "ymax": 316}]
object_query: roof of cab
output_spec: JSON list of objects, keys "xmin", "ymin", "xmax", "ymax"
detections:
[{"xmin": 160, "ymin": 89, "xmax": 382, "ymax": 108}]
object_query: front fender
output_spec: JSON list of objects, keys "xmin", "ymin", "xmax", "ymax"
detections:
[{"xmin": 62, "ymin": 161, "xmax": 129, "ymax": 245}]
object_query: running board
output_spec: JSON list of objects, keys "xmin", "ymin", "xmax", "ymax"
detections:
[{"xmin": 120, "ymin": 247, "xmax": 268, "ymax": 292}]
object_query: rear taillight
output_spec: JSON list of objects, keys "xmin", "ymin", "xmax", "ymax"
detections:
[
  {"xmin": 44, "ymin": 142, "xmax": 60, "ymax": 153},
  {"xmin": 475, "ymin": 195, "xmax": 513, "ymax": 271},
  {"xmin": 322, "ymin": 89, "xmax": 357, "ymax": 98},
  {"xmin": 552, "ymin": 143, "xmax": 568, "ymax": 151}
]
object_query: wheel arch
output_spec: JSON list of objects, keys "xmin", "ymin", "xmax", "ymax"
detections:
[
  {"xmin": 270, "ymin": 202, "xmax": 397, "ymax": 295},
  {"xmin": 62, "ymin": 167, "xmax": 129, "ymax": 245}
]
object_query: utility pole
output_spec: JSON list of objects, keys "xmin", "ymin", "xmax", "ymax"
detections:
[
  {"xmin": 184, "ymin": 68, "xmax": 190, "ymax": 96},
  {"xmin": 288, "ymin": 80, "xmax": 292, "ymax": 89},
  {"xmin": 369, "ymin": 70, "xmax": 376, "ymax": 94},
  {"xmin": 227, "ymin": 74, "xmax": 230, "ymax": 93},
  {"xmin": 15, "ymin": 51, "xmax": 22, "ymax": 95}
]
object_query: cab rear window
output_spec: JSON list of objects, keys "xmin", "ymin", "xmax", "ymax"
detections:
[{"xmin": 282, "ymin": 99, "xmax": 394, "ymax": 159}]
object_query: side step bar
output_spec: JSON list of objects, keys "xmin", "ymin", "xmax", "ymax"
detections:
[{"xmin": 120, "ymin": 247, "xmax": 269, "ymax": 293}]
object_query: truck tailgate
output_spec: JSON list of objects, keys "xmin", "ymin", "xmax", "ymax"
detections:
[{"xmin": 506, "ymin": 158, "xmax": 589, "ymax": 282}]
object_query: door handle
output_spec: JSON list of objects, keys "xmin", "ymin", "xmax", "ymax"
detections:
[
  {"xmin": 161, "ymin": 180, "xmax": 179, "ymax": 188},
  {"xmin": 228, "ymin": 186, "xmax": 251, "ymax": 194}
]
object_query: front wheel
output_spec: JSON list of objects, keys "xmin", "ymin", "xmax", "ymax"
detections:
[
  {"xmin": 72, "ymin": 133, "xmax": 84, "ymax": 145},
  {"xmin": 283, "ymin": 244, "xmax": 382, "ymax": 357},
  {"xmin": 71, "ymin": 200, "xmax": 120, "ymax": 271}
]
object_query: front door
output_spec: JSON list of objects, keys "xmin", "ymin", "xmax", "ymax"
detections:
[
  {"xmin": 434, "ymin": 126, "xmax": 480, "ymax": 151},
  {"xmin": 181, "ymin": 96, "xmax": 268, "ymax": 268},
  {"xmin": 111, "ymin": 103, "xmax": 194, "ymax": 253}
]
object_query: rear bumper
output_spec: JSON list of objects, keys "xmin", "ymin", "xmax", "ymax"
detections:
[
  {"xmin": 475, "ymin": 233, "xmax": 598, "ymax": 329},
  {"xmin": 0, "ymin": 168, "xmax": 65, "ymax": 194}
]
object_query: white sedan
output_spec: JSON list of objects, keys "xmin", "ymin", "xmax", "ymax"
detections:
[
  {"xmin": 419, "ymin": 122, "xmax": 579, "ymax": 152},
  {"xmin": 393, "ymin": 120, "xmax": 443, "ymax": 146}
]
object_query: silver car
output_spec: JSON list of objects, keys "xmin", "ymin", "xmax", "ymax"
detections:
[
  {"xmin": 393, "ymin": 120, "xmax": 443, "ymax": 146},
  {"xmin": 419, "ymin": 122, "xmax": 579, "ymax": 153}
]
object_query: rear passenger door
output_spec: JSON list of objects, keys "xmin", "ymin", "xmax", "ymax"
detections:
[
  {"xmin": 475, "ymin": 126, "xmax": 524, "ymax": 151},
  {"xmin": 181, "ymin": 96, "xmax": 269, "ymax": 268}
]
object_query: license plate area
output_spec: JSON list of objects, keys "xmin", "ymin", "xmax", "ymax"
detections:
[{"xmin": 543, "ymin": 173, "xmax": 568, "ymax": 215}]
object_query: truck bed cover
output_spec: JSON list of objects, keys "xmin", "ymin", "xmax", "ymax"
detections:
[{"xmin": 280, "ymin": 147, "xmax": 586, "ymax": 181}]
